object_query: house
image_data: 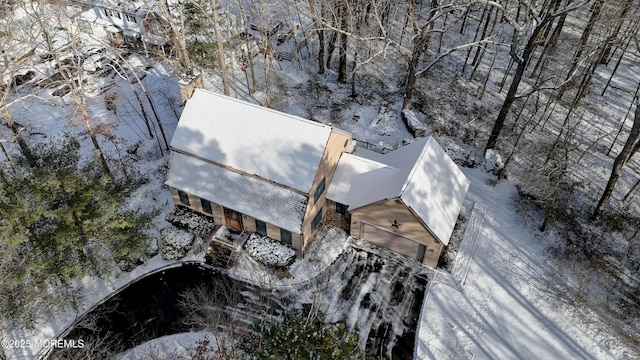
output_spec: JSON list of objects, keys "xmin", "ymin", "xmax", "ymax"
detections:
[
  {"xmin": 165, "ymin": 88, "xmax": 352, "ymax": 256},
  {"xmin": 166, "ymin": 88, "xmax": 470, "ymax": 267},
  {"xmin": 326, "ymin": 138, "xmax": 470, "ymax": 267},
  {"xmin": 75, "ymin": 0, "xmax": 168, "ymax": 50}
]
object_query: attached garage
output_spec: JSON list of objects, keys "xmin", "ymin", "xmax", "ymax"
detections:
[{"xmin": 327, "ymin": 137, "xmax": 470, "ymax": 268}]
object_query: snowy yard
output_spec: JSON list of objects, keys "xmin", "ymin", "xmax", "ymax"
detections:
[
  {"xmin": 416, "ymin": 167, "xmax": 635, "ymax": 360},
  {"xmin": 2, "ymin": 1, "xmax": 640, "ymax": 359}
]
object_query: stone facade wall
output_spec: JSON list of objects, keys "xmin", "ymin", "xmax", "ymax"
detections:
[{"xmin": 325, "ymin": 200, "xmax": 351, "ymax": 233}]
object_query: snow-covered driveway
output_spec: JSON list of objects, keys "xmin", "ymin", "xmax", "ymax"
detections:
[{"xmin": 415, "ymin": 168, "xmax": 631, "ymax": 360}]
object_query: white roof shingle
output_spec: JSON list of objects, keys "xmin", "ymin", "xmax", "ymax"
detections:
[
  {"xmin": 166, "ymin": 152, "xmax": 307, "ymax": 233},
  {"xmin": 170, "ymin": 89, "xmax": 332, "ymax": 193}
]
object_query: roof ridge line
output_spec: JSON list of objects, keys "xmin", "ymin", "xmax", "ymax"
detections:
[
  {"xmin": 399, "ymin": 137, "xmax": 432, "ymax": 196},
  {"xmin": 193, "ymin": 88, "xmax": 332, "ymax": 129},
  {"xmin": 169, "ymin": 147, "xmax": 308, "ymax": 196}
]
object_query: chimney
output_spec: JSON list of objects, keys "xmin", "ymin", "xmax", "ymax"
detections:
[{"xmin": 178, "ymin": 68, "xmax": 203, "ymax": 103}]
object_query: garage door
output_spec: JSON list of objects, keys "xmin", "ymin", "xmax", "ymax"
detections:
[{"xmin": 361, "ymin": 223, "xmax": 427, "ymax": 262}]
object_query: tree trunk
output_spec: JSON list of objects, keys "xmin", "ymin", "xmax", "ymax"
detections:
[
  {"xmin": 337, "ymin": 1, "xmax": 349, "ymax": 83},
  {"xmin": 160, "ymin": 0, "xmax": 191, "ymax": 70},
  {"xmin": 237, "ymin": 0, "xmax": 256, "ymax": 91},
  {"xmin": 0, "ymin": 106, "xmax": 35, "ymax": 166},
  {"xmin": 308, "ymin": 0, "xmax": 325, "ymax": 74},
  {"xmin": 402, "ymin": 0, "xmax": 438, "ymax": 110},
  {"xmin": 462, "ymin": 5, "xmax": 488, "ymax": 74},
  {"xmin": 608, "ymin": 81, "xmax": 640, "ymax": 155},
  {"xmin": 530, "ymin": 0, "xmax": 567, "ymax": 79},
  {"xmin": 598, "ymin": 0, "xmax": 633, "ymax": 64},
  {"xmin": 623, "ymin": 176, "xmax": 640, "ymax": 203},
  {"xmin": 601, "ymin": 20, "xmax": 637, "ymax": 96},
  {"xmin": 485, "ymin": 20, "xmax": 547, "ymax": 152},
  {"xmin": 212, "ymin": 1, "xmax": 230, "ymax": 96},
  {"xmin": 593, "ymin": 105, "xmax": 640, "ymax": 217},
  {"xmin": 325, "ymin": 27, "xmax": 338, "ymax": 69},
  {"xmin": 565, "ymin": 0, "xmax": 603, "ymax": 80}
]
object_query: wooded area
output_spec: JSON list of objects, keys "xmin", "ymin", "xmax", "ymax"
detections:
[{"xmin": 1, "ymin": 0, "xmax": 639, "ymax": 356}]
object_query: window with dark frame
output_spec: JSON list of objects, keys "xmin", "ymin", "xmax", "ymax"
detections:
[
  {"xmin": 311, "ymin": 209, "xmax": 322, "ymax": 232},
  {"xmin": 104, "ymin": 8, "xmax": 120, "ymax": 19},
  {"xmin": 255, "ymin": 220, "xmax": 267, "ymax": 236},
  {"xmin": 125, "ymin": 13, "xmax": 137, "ymax": 23},
  {"xmin": 313, "ymin": 177, "xmax": 326, "ymax": 202},
  {"xmin": 200, "ymin": 198, "xmax": 212, "ymax": 214},
  {"xmin": 178, "ymin": 190, "xmax": 190, "ymax": 206},
  {"xmin": 335, "ymin": 202, "xmax": 347, "ymax": 215},
  {"xmin": 280, "ymin": 229, "xmax": 292, "ymax": 246}
]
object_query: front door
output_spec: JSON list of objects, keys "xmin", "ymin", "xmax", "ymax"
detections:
[{"xmin": 224, "ymin": 207, "xmax": 244, "ymax": 231}]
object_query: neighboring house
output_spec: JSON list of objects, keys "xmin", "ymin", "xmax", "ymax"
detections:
[
  {"xmin": 75, "ymin": 0, "xmax": 168, "ymax": 50},
  {"xmin": 165, "ymin": 88, "xmax": 352, "ymax": 256},
  {"xmin": 166, "ymin": 87, "xmax": 470, "ymax": 267},
  {"xmin": 326, "ymin": 137, "xmax": 470, "ymax": 268}
]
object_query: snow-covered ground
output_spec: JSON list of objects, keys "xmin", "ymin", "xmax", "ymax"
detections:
[
  {"xmin": 2, "ymin": 1, "xmax": 639, "ymax": 359},
  {"xmin": 416, "ymin": 167, "xmax": 634, "ymax": 360},
  {"xmin": 116, "ymin": 330, "xmax": 218, "ymax": 360}
]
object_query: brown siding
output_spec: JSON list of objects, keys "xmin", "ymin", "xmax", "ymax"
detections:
[
  {"xmin": 169, "ymin": 187, "xmax": 303, "ymax": 255},
  {"xmin": 350, "ymin": 198, "xmax": 443, "ymax": 268},
  {"xmin": 169, "ymin": 186, "xmax": 225, "ymax": 225},
  {"xmin": 301, "ymin": 129, "xmax": 352, "ymax": 251},
  {"xmin": 242, "ymin": 214, "xmax": 302, "ymax": 255}
]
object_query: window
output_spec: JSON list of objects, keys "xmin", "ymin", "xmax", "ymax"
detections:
[
  {"xmin": 255, "ymin": 220, "xmax": 267, "ymax": 236},
  {"xmin": 125, "ymin": 13, "xmax": 137, "ymax": 23},
  {"xmin": 313, "ymin": 177, "xmax": 326, "ymax": 202},
  {"xmin": 335, "ymin": 202, "xmax": 347, "ymax": 215},
  {"xmin": 178, "ymin": 190, "xmax": 190, "ymax": 206},
  {"xmin": 200, "ymin": 198, "xmax": 212, "ymax": 214},
  {"xmin": 280, "ymin": 229, "xmax": 292, "ymax": 246},
  {"xmin": 417, "ymin": 244, "xmax": 427, "ymax": 263},
  {"xmin": 311, "ymin": 209, "xmax": 322, "ymax": 232},
  {"xmin": 77, "ymin": 19, "xmax": 93, "ymax": 34},
  {"xmin": 103, "ymin": 8, "xmax": 120, "ymax": 19}
]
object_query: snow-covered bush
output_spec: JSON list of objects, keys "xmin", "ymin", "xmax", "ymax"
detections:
[
  {"xmin": 160, "ymin": 228, "xmax": 195, "ymax": 260},
  {"xmin": 244, "ymin": 234, "xmax": 296, "ymax": 268},
  {"xmin": 166, "ymin": 206, "xmax": 215, "ymax": 238},
  {"xmin": 144, "ymin": 236, "xmax": 160, "ymax": 258}
]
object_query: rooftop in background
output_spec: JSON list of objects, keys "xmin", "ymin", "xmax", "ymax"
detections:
[{"xmin": 170, "ymin": 89, "xmax": 333, "ymax": 193}]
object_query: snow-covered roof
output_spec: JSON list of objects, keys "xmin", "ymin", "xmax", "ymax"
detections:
[
  {"xmin": 166, "ymin": 152, "xmax": 307, "ymax": 234},
  {"xmin": 170, "ymin": 89, "xmax": 332, "ymax": 193},
  {"xmin": 328, "ymin": 137, "xmax": 470, "ymax": 245},
  {"xmin": 328, "ymin": 144, "xmax": 410, "ymax": 210}
]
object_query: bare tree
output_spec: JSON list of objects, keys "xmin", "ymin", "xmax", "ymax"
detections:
[
  {"xmin": 593, "ymin": 104, "xmax": 640, "ymax": 218},
  {"xmin": 308, "ymin": 0, "xmax": 326, "ymax": 74},
  {"xmin": 26, "ymin": 2, "xmax": 113, "ymax": 176},
  {"xmin": 337, "ymin": 0, "xmax": 349, "ymax": 83},
  {"xmin": 484, "ymin": 0, "xmax": 589, "ymax": 152},
  {"xmin": 564, "ymin": 0, "xmax": 603, "ymax": 81},
  {"xmin": 178, "ymin": 278, "xmax": 250, "ymax": 359},
  {"xmin": 402, "ymin": 0, "xmax": 441, "ymax": 111},
  {"xmin": 0, "ymin": 6, "xmax": 38, "ymax": 165},
  {"xmin": 211, "ymin": 0, "xmax": 230, "ymax": 95},
  {"xmin": 156, "ymin": 0, "xmax": 191, "ymax": 71}
]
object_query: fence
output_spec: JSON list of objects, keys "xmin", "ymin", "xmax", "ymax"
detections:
[{"xmin": 353, "ymin": 138, "xmax": 395, "ymax": 154}]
